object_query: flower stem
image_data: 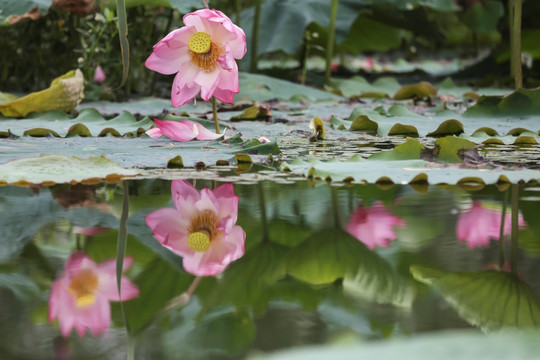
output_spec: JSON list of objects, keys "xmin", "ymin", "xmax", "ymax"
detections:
[
  {"xmin": 250, "ymin": 0, "xmax": 261, "ymax": 73},
  {"xmin": 325, "ymin": 0, "xmax": 339, "ymax": 86},
  {"xmin": 498, "ymin": 189, "xmax": 509, "ymax": 267},
  {"xmin": 257, "ymin": 182, "xmax": 269, "ymax": 242},
  {"xmin": 212, "ymin": 96, "xmax": 221, "ymax": 134},
  {"xmin": 203, "ymin": 0, "xmax": 209, "ymax": 9},
  {"xmin": 510, "ymin": 184, "xmax": 519, "ymax": 275},
  {"xmin": 330, "ymin": 186, "xmax": 341, "ymax": 229},
  {"xmin": 512, "ymin": 0, "xmax": 523, "ymax": 89}
]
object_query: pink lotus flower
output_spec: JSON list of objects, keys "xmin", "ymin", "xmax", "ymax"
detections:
[
  {"xmin": 146, "ymin": 118, "xmax": 222, "ymax": 141},
  {"xmin": 93, "ymin": 65, "xmax": 106, "ymax": 83},
  {"xmin": 457, "ymin": 201, "xmax": 526, "ymax": 248},
  {"xmin": 145, "ymin": 9, "xmax": 246, "ymax": 107},
  {"xmin": 49, "ymin": 252, "xmax": 139, "ymax": 337},
  {"xmin": 145, "ymin": 180, "xmax": 245, "ymax": 276},
  {"xmin": 346, "ymin": 201, "xmax": 405, "ymax": 249}
]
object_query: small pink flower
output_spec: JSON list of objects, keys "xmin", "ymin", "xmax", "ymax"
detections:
[
  {"xmin": 346, "ymin": 201, "xmax": 405, "ymax": 249},
  {"xmin": 93, "ymin": 65, "xmax": 106, "ymax": 83},
  {"xmin": 146, "ymin": 118, "xmax": 222, "ymax": 141},
  {"xmin": 145, "ymin": 9, "xmax": 246, "ymax": 107},
  {"xmin": 49, "ymin": 252, "xmax": 139, "ymax": 337},
  {"xmin": 457, "ymin": 201, "xmax": 526, "ymax": 248},
  {"xmin": 146, "ymin": 180, "xmax": 245, "ymax": 276}
]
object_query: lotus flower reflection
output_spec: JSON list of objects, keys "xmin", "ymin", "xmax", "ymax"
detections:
[
  {"xmin": 145, "ymin": 9, "xmax": 246, "ymax": 107},
  {"xmin": 457, "ymin": 201, "xmax": 526, "ymax": 248},
  {"xmin": 146, "ymin": 180, "xmax": 245, "ymax": 276},
  {"xmin": 49, "ymin": 252, "xmax": 139, "ymax": 337},
  {"xmin": 346, "ymin": 201, "xmax": 405, "ymax": 249}
]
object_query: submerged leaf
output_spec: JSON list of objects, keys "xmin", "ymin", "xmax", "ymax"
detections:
[{"xmin": 411, "ymin": 266, "xmax": 540, "ymax": 331}]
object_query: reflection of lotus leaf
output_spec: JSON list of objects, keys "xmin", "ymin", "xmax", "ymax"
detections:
[
  {"xmin": 411, "ymin": 266, "xmax": 540, "ymax": 331},
  {"xmin": 288, "ymin": 228, "xmax": 413, "ymax": 306}
]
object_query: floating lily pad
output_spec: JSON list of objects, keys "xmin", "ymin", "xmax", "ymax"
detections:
[{"xmin": 0, "ymin": 155, "xmax": 139, "ymax": 185}]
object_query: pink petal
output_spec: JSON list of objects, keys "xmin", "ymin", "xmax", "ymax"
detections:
[
  {"xmin": 212, "ymin": 88, "xmax": 236, "ymax": 104},
  {"xmin": 195, "ymin": 188, "xmax": 220, "ymax": 215},
  {"xmin": 172, "ymin": 179, "xmax": 200, "ymax": 205},
  {"xmin": 180, "ymin": 120, "xmax": 222, "ymax": 140},
  {"xmin": 153, "ymin": 119, "xmax": 197, "ymax": 142},
  {"xmin": 172, "ymin": 73, "xmax": 201, "ymax": 107},
  {"xmin": 217, "ymin": 44, "xmax": 235, "ymax": 71},
  {"xmin": 195, "ymin": 68, "xmax": 221, "ymax": 101},
  {"xmin": 146, "ymin": 127, "xmax": 164, "ymax": 139},
  {"xmin": 145, "ymin": 207, "xmax": 193, "ymax": 257},
  {"xmin": 145, "ymin": 27, "xmax": 195, "ymax": 75}
]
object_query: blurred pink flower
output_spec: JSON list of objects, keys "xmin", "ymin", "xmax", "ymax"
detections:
[
  {"xmin": 457, "ymin": 201, "xmax": 526, "ymax": 248},
  {"xmin": 146, "ymin": 180, "xmax": 245, "ymax": 276},
  {"xmin": 93, "ymin": 65, "xmax": 106, "ymax": 83},
  {"xmin": 146, "ymin": 118, "xmax": 222, "ymax": 141},
  {"xmin": 145, "ymin": 9, "xmax": 246, "ymax": 107},
  {"xmin": 49, "ymin": 252, "xmax": 139, "ymax": 337},
  {"xmin": 72, "ymin": 226, "xmax": 108, "ymax": 236},
  {"xmin": 346, "ymin": 201, "xmax": 405, "ymax": 249}
]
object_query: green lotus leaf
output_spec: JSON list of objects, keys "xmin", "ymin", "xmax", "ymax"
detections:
[
  {"xmin": 465, "ymin": 88, "xmax": 540, "ymax": 117},
  {"xmin": 426, "ymin": 119, "xmax": 464, "ymax": 137},
  {"xmin": 369, "ymin": 138, "xmax": 424, "ymax": 161},
  {"xmin": 0, "ymin": 70, "xmax": 84, "ymax": 117},
  {"xmin": 411, "ymin": 265, "xmax": 540, "ymax": 331},
  {"xmin": 0, "ymin": 155, "xmax": 139, "ymax": 185},
  {"xmin": 393, "ymin": 81, "xmax": 437, "ymax": 100},
  {"xmin": 280, "ymin": 156, "xmax": 540, "ymax": 185},
  {"xmin": 433, "ymin": 136, "xmax": 476, "ymax": 163},
  {"xmin": 0, "ymin": 108, "xmax": 153, "ymax": 137},
  {"xmin": 388, "ymin": 123, "xmax": 419, "ymax": 137}
]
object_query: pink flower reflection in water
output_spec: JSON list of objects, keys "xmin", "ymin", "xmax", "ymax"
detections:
[
  {"xmin": 457, "ymin": 201, "xmax": 526, "ymax": 248},
  {"xmin": 346, "ymin": 201, "xmax": 405, "ymax": 249},
  {"xmin": 49, "ymin": 252, "xmax": 139, "ymax": 337},
  {"xmin": 145, "ymin": 180, "xmax": 245, "ymax": 276}
]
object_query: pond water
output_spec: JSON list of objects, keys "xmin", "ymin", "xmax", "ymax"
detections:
[{"xmin": 1, "ymin": 179, "xmax": 539, "ymax": 359}]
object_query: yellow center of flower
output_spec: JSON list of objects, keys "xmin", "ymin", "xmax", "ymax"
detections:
[
  {"xmin": 187, "ymin": 210, "xmax": 219, "ymax": 252},
  {"xmin": 188, "ymin": 32, "xmax": 211, "ymax": 54},
  {"xmin": 187, "ymin": 32, "xmax": 222, "ymax": 72},
  {"xmin": 188, "ymin": 231, "xmax": 211, "ymax": 252},
  {"xmin": 67, "ymin": 269, "xmax": 99, "ymax": 308}
]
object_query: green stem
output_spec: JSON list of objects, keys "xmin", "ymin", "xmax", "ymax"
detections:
[
  {"xmin": 257, "ymin": 182, "xmax": 269, "ymax": 242},
  {"xmin": 509, "ymin": 0, "xmax": 515, "ymax": 79},
  {"xmin": 510, "ymin": 184, "xmax": 519, "ymax": 275},
  {"xmin": 250, "ymin": 0, "xmax": 261, "ymax": 73},
  {"xmin": 325, "ymin": 0, "xmax": 339, "ymax": 86},
  {"xmin": 212, "ymin": 97, "xmax": 220, "ymax": 134},
  {"xmin": 512, "ymin": 0, "xmax": 523, "ymax": 89},
  {"xmin": 330, "ymin": 186, "xmax": 341, "ymax": 229},
  {"xmin": 498, "ymin": 190, "xmax": 509, "ymax": 267}
]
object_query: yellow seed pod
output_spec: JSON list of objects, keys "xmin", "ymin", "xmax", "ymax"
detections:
[
  {"xmin": 188, "ymin": 32, "xmax": 211, "ymax": 54},
  {"xmin": 188, "ymin": 231, "xmax": 211, "ymax": 252}
]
